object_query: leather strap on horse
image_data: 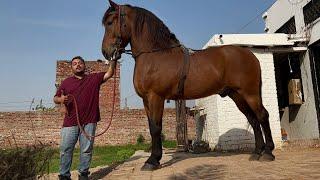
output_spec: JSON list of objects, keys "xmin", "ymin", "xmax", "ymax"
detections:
[
  {"xmin": 177, "ymin": 46, "xmax": 191, "ymax": 98},
  {"xmin": 66, "ymin": 67, "xmax": 117, "ymax": 141}
]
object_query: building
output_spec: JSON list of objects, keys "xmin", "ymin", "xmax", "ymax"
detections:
[
  {"xmin": 195, "ymin": 0, "xmax": 320, "ymax": 150},
  {"xmin": 263, "ymin": 0, "xmax": 320, "ymax": 141}
]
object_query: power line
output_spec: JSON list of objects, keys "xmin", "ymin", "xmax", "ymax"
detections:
[
  {"xmin": 0, "ymin": 99, "xmax": 53, "ymax": 105},
  {"xmin": 0, "ymin": 100, "xmax": 33, "ymax": 105},
  {"xmin": 236, "ymin": 1, "xmax": 275, "ymax": 33},
  {"xmin": 0, "ymin": 105, "xmax": 31, "ymax": 108}
]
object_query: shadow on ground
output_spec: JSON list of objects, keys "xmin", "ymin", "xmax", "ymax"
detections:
[
  {"xmin": 89, "ymin": 162, "xmax": 120, "ymax": 180},
  {"xmin": 90, "ymin": 128, "xmax": 256, "ymax": 179},
  {"xmin": 169, "ymin": 164, "xmax": 226, "ymax": 180},
  {"xmin": 161, "ymin": 128, "xmax": 255, "ymax": 169},
  {"xmin": 89, "ymin": 155, "xmax": 147, "ymax": 180}
]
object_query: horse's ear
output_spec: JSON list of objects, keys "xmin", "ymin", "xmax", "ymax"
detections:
[{"xmin": 109, "ymin": 0, "xmax": 119, "ymax": 9}]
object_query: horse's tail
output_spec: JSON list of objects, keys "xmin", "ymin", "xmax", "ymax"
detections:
[{"xmin": 259, "ymin": 65, "xmax": 264, "ymax": 106}]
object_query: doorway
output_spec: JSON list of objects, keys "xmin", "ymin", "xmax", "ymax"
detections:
[{"xmin": 310, "ymin": 41, "xmax": 320, "ymax": 136}]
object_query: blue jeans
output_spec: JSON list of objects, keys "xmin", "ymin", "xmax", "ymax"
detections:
[{"xmin": 59, "ymin": 123, "xmax": 96, "ymax": 177}]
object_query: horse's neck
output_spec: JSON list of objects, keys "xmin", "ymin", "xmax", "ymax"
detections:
[
  {"xmin": 130, "ymin": 37, "xmax": 147, "ymax": 56},
  {"xmin": 130, "ymin": 33, "xmax": 179, "ymax": 57}
]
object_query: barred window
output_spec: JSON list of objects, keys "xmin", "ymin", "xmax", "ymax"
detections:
[
  {"xmin": 276, "ymin": 17, "xmax": 296, "ymax": 34},
  {"xmin": 303, "ymin": 0, "xmax": 320, "ymax": 25}
]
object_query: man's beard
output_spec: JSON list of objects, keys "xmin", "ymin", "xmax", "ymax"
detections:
[{"xmin": 74, "ymin": 70, "xmax": 85, "ymax": 76}]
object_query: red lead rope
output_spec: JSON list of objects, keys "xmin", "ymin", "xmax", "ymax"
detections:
[{"xmin": 68, "ymin": 67, "xmax": 117, "ymax": 140}]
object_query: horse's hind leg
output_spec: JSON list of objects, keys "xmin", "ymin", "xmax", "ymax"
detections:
[
  {"xmin": 228, "ymin": 91, "xmax": 265, "ymax": 160},
  {"xmin": 244, "ymin": 95, "xmax": 275, "ymax": 161},
  {"xmin": 141, "ymin": 93, "xmax": 165, "ymax": 170}
]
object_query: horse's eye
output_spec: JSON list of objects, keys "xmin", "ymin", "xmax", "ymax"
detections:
[{"xmin": 107, "ymin": 21, "xmax": 113, "ymax": 26}]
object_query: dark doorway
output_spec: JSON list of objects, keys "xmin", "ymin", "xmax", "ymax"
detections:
[
  {"xmin": 274, "ymin": 52, "xmax": 304, "ymax": 120},
  {"xmin": 309, "ymin": 41, "xmax": 320, "ymax": 136}
]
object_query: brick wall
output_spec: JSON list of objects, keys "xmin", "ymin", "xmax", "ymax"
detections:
[
  {"xmin": 0, "ymin": 109, "xmax": 195, "ymax": 148},
  {"xmin": 56, "ymin": 60, "xmax": 121, "ymax": 111},
  {"xmin": 0, "ymin": 60, "xmax": 196, "ymax": 148}
]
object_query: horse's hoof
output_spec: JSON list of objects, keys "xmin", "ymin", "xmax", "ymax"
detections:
[
  {"xmin": 259, "ymin": 152, "xmax": 275, "ymax": 162},
  {"xmin": 249, "ymin": 153, "xmax": 261, "ymax": 161},
  {"xmin": 140, "ymin": 163, "xmax": 160, "ymax": 171}
]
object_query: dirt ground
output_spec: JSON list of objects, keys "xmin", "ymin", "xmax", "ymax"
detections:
[{"xmin": 46, "ymin": 147, "xmax": 320, "ymax": 180}]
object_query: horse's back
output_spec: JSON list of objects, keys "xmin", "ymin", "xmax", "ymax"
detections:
[
  {"xmin": 203, "ymin": 45, "xmax": 259, "ymax": 66},
  {"xmin": 199, "ymin": 45, "xmax": 261, "ymax": 94}
]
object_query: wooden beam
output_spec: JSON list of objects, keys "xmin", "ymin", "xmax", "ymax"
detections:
[{"xmin": 175, "ymin": 100, "xmax": 188, "ymax": 151}]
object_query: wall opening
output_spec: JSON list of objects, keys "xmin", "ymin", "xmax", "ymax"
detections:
[
  {"xmin": 274, "ymin": 51, "xmax": 307, "ymax": 140},
  {"xmin": 303, "ymin": 0, "xmax": 320, "ymax": 25},
  {"xmin": 309, "ymin": 41, "xmax": 320, "ymax": 136},
  {"xmin": 276, "ymin": 17, "xmax": 296, "ymax": 34},
  {"xmin": 274, "ymin": 52, "xmax": 305, "ymax": 121}
]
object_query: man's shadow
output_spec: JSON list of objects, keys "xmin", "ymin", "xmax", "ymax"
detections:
[{"xmin": 89, "ymin": 154, "xmax": 147, "ymax": 179}]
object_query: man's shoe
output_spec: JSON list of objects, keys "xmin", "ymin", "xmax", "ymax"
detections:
[
  {"xmin": 58, "ymin": 175, "xmax": 71, "ymax": 180},
  {"xmin": 78, "ymin": 172, "xmax": 89, "ymax": 180}
]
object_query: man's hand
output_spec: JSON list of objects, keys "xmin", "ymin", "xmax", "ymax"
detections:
[
  {"xmin": 54, "ymin": 90, "xmax": 70, "ymax": 116},
  {"xmin": 54, "ymin": 90, "xmax": 69, "ymax": 105},
  {"xmin": 60, "ymin": 94, "xmax": 69, "ymax": 105},
  {"xmin": 103, "ymin": 60, "xmax": 117, "ymax": 82}
]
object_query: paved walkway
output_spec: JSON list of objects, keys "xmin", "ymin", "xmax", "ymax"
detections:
[
  {"xmin": 99, "ymin": 148, "xmax": 320, "ymax": 180},
  {"xmin": 47, "ymin": 147, "xmax": 320, "ymax": 179}
]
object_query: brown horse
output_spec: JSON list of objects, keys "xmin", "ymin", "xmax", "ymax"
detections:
[{"xmin": 101, "ymin": 0, "xmax": 275, "ymax": 170}]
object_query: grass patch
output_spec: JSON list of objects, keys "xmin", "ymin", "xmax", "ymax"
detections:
[
  {"xmin": 48, "ymin": 140, "xmax": 176, "ymax": 173},
  {"xmin": 163, "ymin": 140, "xmax": 177, "ymax": 148},
  {"xmin": 1, "ymin": 140, "xmax": 178, "ymax": 177}
]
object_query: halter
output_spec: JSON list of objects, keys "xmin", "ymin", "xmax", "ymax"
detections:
[
  {"xmin": 110, "ymin": 5, "xmax": 125, "ymax": 60},
  {"xmin": 109, "ymin": 5, "xmax": 182, "ymax": 60}
]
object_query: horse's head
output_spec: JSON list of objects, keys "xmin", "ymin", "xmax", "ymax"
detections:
[{"xmin": 101, "ymin": 0, "xmax": 131, "ymax": 61}]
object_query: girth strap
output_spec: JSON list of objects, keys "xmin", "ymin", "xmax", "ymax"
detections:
[{"xmin": 177, "ymin": 46, "xmax": 191, "ymax": 98}]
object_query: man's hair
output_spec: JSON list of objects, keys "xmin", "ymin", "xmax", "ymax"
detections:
[{"xmin": 71, "ymin": 56, "xmax": 85, "ymax": 64}]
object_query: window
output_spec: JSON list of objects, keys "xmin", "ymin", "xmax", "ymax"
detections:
[
  {"xmin": 303, "ymin": 0, "xmax": 320, "ymax": 25},
  {"xmin": 276, "ymin": 17, "xmax": 296, "ymax": 34}
]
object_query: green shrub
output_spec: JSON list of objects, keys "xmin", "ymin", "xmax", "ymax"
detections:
[
  {"xmin": 0, "ymin": 145, "xmax": 54, "ymax": 179},
  {"xmin": 161, "ymin": 132, "xmax": 166, "ymax": 142},
  {"xmin": 116, "ymin": 149, "xmax": 135, "ymax": 160},
  {"xmin": 136, "ymin": 134, "xmax": 145, "ymax": 144},
  {"xmin": 162, "ymin": 140, "xmax": 177, "ymax": 148}
]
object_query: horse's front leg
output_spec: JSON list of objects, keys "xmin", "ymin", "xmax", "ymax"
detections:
[{"xmin": 141, "ymin": 93, "xmax": 165, "ymax": 171}]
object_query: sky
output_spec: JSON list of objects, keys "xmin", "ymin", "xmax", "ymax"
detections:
[{"xmin": 0, "ymin": 0, "xmax": 276, "ymax": 111}]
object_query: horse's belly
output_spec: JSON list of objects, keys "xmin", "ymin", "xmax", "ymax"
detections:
[
  {"xmin": 165, "ymin": 79, "xmax": 223, "ymax": 100},
  {"xmin": 185, "ymin": 83, "xmax": 222, "ymax": 99}
]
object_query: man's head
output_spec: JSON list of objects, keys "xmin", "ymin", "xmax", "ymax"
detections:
[{"xmin": 71, "ymin": 56, "xmax": 86, "ymax": 76}]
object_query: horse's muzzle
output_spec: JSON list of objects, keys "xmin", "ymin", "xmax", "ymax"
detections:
[{"xmin": 102, "ymin": 48, "xmax": 121, "ymax": 62}]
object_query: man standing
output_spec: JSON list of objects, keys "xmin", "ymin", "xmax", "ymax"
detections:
[{"xmin": 54, "ymin": 56, "xmax": 116, "ymax": 180}]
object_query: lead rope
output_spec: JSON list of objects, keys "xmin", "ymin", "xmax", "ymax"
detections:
[{"xmin": 68, "ymin": 67, "xmax": 117, "ymax": 140}]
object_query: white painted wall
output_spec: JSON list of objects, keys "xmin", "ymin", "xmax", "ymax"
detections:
[
  {"xmin": 196, "ymin": 96, "xmax": 219, "ymax": 147},
  {"xmin": 309, "ymin": 18, "xmax": 320, "ymax": 45},
  {"xmin": 264, "ymin": 0, "xmax": 311, "ymax": 34},
  {"xmin": 265, "ymin": 0, "xmax": 320, "ymax": 45}
]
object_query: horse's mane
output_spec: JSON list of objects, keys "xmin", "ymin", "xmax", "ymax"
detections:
[
  {"xmin": 102, "ymin": 5, "xmax": 180, "ymax": 49},
  {"xmin": 133, "ymin": 7, "xmax": 180, "ymax": 49}
]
